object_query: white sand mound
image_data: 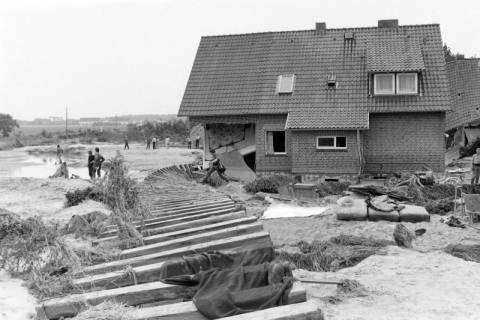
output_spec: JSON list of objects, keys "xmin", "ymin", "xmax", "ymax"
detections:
[
  {"xmin": 0, "ymin": 271, "xmax": 36, "ymax": 320},
  {"xmin": 262, "ymin": 202, "xmax": 330, "ymax": 219},
  {"xmin": 315, "ymin": 246, "xmax": 480, "ymax": 320}
]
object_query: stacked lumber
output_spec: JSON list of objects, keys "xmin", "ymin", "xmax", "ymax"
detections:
[{"xmin": 36, "ymin": 165, "xmax": 320, "ymax": 320}]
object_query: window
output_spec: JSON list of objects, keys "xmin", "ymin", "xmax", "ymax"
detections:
[
  {"xmin": 373, "ymin": 73, "xmax": 418, "ymax": 95},
  {"xmin": 396, "ymin": 73, "xmax": 417, "ymax": 94},
  {"xmin": 266, "ymin": 131, "xmax": 286, "ymax": 154},
  {"xmin": 374, "ymin": 73, "xmax": 395, "ymax": 95},
  {"xmin": 276, "ymin": 74, "xmax": 295, "ymax": 94},
  {"xmin": 316, "ymin": 136, "xmax": 347, "ymax": 150}
]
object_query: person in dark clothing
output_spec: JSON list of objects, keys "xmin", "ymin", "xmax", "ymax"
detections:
[
  {"xmin": 93, "ymin": 147, "xmax": 105, "ymax": 178},
  {"xmin": 146, "ymin": 137, "xmax": 151, "ymax": 149},
  {"xmin": 124, "ymin": 137, "xmax": 129, "ymax": 150},
  {"xmin": 202, "ymin": 150, "xmax": 228, "ymax": 183},
  {"xmin": 87, "ymin": 150, "xmax": 95, "ymax": 180},
  {"xmin": 195, "ymin": 135, "xmax": 200, "ymax": 149}
]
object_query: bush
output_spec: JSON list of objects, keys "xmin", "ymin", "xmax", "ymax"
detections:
[
  {"xmin": 65, "ymin": 187, "xmax": 103, "ymax": 207},
  {"xmin": 425, "ymin": 199, "xmax": 454, "ymax": 215},
  {"xmin": 244, "ymin": 175, "xmax": 293, "ymax": 194},
  {"xmin": 459, "ymin": 138, "xmax": 480, "ymax": 158},
  {"xmin": 316, "ymin": 181, "xmax": 351, "ymax": 197}
]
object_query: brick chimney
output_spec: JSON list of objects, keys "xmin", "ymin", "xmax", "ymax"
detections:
[
  {"xmin": 378, "ymin": 19, "xmax": 399, "ymax": 28},
  {"xmin": 315, "ymin": 22, "xmax": 327, "ymax": 31}
]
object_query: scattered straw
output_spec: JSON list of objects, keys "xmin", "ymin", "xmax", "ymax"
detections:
[
  {"xmin": 444, "ymin": 244, "xmax": 480, "ymax": 263},
  {"xmin": 71, "ymin": 301, "xmax": 140, "ymax": 320}
]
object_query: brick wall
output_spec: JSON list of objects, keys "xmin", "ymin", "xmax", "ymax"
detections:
[
  {"xmin": 363, "ymin": 112, "xmax": 445, "ymax": 173},
  {"xmin": 290, "ymin": 130, "xmax": 361, "ymax": 174}
]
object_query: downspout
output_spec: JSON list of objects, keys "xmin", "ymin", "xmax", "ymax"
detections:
[
  {"xmin": 202, "ymin": 124, "xmax": 208, "ymax": 169},
  {"xmin": 356, "ymin": 129, "xmax": 363, "ymax": 176}
]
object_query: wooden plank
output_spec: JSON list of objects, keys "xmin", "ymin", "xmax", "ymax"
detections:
[
  {"xmin": 80, "ymin": 231, "xmax": 272, "ymax": 275},
  {"xmin": 95, "ymin": 211, "xmax": 247, "ymax": 243},
  {"xmin": 98, "ymin": 208, "xmax": 238, "ymax": 238},
  {"xmin": 126, "ymin": 283, "xmax": 308, "ymax": 320},
  {"xmin": 151, "ymin": 200, "xmax": 234, "ymax": 214},
  {"xmin": 102, "ymin": 203, "xmax": 235, "ymax": 231},
  {"xmin": 120, "ymin": 223, "xmax": 264, "ymax": 259},
  {"xmin": 220, "ymin": 301, "xmax": 322, "ymax": 320},
  {"xmin": 73, "ymin": 246, "xmax": 272, "ymax": 290},
  {"xmin": 38, "ymin": 281, "xmax": 189, "ymax": 320},
  {"xmin": 150, "ymin": 199, "xmax": 232, "ymax": 211}
]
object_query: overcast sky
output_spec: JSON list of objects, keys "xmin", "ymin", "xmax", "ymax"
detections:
[{"xmin": 0, "ymin": 0, "xmax": 478, "ymax": 120}]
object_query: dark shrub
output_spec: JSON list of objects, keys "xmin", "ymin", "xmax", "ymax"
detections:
[
  {"xmin": 244, "ymin": 175, "xmax": 293, "ymax": 194},
  {"xmin": 316, "ymin": 181, "xmax": 351, "ymax": 197},
  {"xmin": 65, "ymin": 187, "xmax": 103, "ymax": 207}
]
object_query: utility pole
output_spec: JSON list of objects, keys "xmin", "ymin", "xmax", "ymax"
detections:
[{"xmin": 65, "ymin": 105, "xmax": 68, "ymax": 140}]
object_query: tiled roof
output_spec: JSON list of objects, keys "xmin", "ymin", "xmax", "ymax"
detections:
[
  {"xmin": 286, "ymin": 107, "xmax": 369, "ymax": 130},
  {"xmin": 446, "ymin": 59, "xmax": 480, "ymax": 130},
  {"xmin": 178, "ymin": 24, "xmax": 451, "ymax": 129},
  {"xmin": 366, "ymin": 33, "xmax": 425, "ymax": 72}
]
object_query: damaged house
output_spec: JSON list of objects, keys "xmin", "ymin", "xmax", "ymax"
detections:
[
  {"xmin": 446, "ymin": 58, "xmax": 480, "ymax": 146},
  {"xmin": 178, "ymin": 20, "xmax": 451, "ymax": 181}
]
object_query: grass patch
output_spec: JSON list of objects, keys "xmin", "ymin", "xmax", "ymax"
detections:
[
  {"xmin": 444, "ymin": 244, "xmax": 480, "ymax": 263},
  {"xmin": 276, "ymin": 235, "xmax": 392, "ymax": 272},
  {"xmin": 244, "ymin": 175, "xmax": 293, "ymax": 194}
]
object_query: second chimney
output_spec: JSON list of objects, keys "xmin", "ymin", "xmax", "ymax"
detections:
[
  {"xmin": 378, "ymin": 19, "xmax": 399, "ymax": 28},
  {"xmin": 316, "ymin": 22, "xmax": 327, "ymax": 31}
]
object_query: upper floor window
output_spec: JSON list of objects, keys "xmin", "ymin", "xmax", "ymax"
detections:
[
  {"xmin": 373, "ymin": 73, "xmax": 418, "ymax": 95},
  {"xmin": 276, "ymin": 74, "xmax": 295, "ymax": 94}
]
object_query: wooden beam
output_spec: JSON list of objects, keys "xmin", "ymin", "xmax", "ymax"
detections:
[
  {"xmin": 95, "ymin": 211, "xmax": 247, "ymax": 243},
  {"xmin": 80, "ymin": 231, "xmax": 272, "ymax": 275},
  {"xmin": 99, "ymin": 208, "xmax": 238, "ymax": 238},
  {"xmin": 94, "ymin": 217, "xmax": 258, "ymax": 247},
  {"xmin": 120, "ymin": 223, "xmax": 264, "ymax": 259},
  {"xmin": 37, "ymin": 281, "xmax": 189, "ymax": 320},
  {"xmin": 219, "ymin": 301, "xmax": 322, "ymax": 320},
  {"xmin": 73, "ymin": 247, "xmax": 273, "ymax": 290}
]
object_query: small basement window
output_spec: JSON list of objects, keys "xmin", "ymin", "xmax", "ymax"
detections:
[
  {"xmin": 373, "ymin": 73, "xmax": 395, "ymax": 95},
  {"xmin": 276, "ymin": 74, "xmax": 295, "ymax": 94},
  {"xmin": 266, "ymin": 131, "xmax": 286, "ymax": 154},
  {"xmin": 316, "ymin": 136, "xmax": 347, "ymax": 150}
]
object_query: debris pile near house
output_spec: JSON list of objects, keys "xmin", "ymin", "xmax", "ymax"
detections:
[{"xmin": 35, "ymin": 165, "xmax": 323, "ymax": 320}]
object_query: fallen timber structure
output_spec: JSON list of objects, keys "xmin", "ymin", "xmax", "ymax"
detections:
[{"xmin": 36, "ymin": 165, "xmax": 323, "ymax": 320}]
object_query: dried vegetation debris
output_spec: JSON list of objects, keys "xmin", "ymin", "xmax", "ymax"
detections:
[{"xmin": 275, "ymin": 235, "xmax": 393, "ymax": 272}]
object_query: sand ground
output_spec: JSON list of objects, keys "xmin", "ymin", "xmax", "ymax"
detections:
[{"xmin": 1, "ymin": 144, "xmax": 480, "ymax": 320}]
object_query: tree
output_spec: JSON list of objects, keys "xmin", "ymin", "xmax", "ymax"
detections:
[
  {"xmin": 0, "ymin": 113, "xmax": 19, "ymax": 137},
  {"xmin": 443, "ymin": 44, "xmax": 465, "ymax": 62}
]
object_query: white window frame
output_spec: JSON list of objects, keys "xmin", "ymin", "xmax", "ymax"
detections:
[
  {"xmin": 265, "ymin": 130, "xmax": 287, "ymax": 155},
  {"xmin": 396, "ymin": 73, "xmax": 418, "ymax": 95},
  {"xmin": 373, "ymin": 73, "xmax": 395, "ymax": 95},
  {"xmin": 276, "ymin": 74, "xmax": 296, "ymax": 94},
  {"xmin": 316, "ymin": 136, "xmax": 347, "ymax": 150}
]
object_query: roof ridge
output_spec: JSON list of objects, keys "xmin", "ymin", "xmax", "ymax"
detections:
[{"xmin": 201, "ymin": 23, "xmax": 440, "ymax": 39}]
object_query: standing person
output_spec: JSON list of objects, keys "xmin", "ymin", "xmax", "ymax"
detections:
[
  {"xmin": 186, "ymin": 137, "xmax": 192, "ymax": 149},
  {"xmin": 124, "ymin": 136, "xmax": 129, "ymax": 150},
  {"xmin": 202, "ymin": 150, "xmax": 228, "ymax": 183},
  {"xmin": 165, "ymin": 137, "xmax": 170, "ymax": 149},
  {"xmin": 56, "ymin": 144, "xmax": 64, "ymax": 164},
  {"xmin": 472, "ymin": 148, "xmax": 480, "ymax": 185},
  {"xmin": 195, "ymin": 135, "xmax": 200, "ymax": 149},
  {"xmin": 146, "ymin": 137, "xmax": 151, "ymax": 149},
  {"xmin": 87, "ymin": 150, "xmax": 95, "ymax": 180},
  {"xmin": 152, "ymin": 137, "xmax": 157, "ymax": 150},
  {"xmin": 94, "ymin": 147, "xmax": 105, "ymax": 178}
]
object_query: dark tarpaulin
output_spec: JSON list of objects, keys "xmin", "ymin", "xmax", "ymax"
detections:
[
  {"xmin": 159, "ymin": 247, "xmax": 274, "ymax": 279},
  {"xmin": 163, "ymin": 263, "xmax": 292, "ymax": 319}
]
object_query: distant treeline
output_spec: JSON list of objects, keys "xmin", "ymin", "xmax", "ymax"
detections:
[{"xmin": 126, "ymin": 119, "xmax": 189, "ymax": 142}]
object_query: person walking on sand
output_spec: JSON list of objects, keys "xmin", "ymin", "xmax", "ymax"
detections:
[
  {"xmin": 146, "ymin": 137, "xmax": 151, "ymax": 149},
  {"xmin": 195, "ymin": 135, "xmax": 200, "ymax": 149},
  {"xmin": 93, "ymin": 147, "xmax": 105, "ymax": 178},
  {"xmin": 472, "ymin": 148, "xmax": 480, "ymax": 185},
  {"xmin": 152, "ymin": 137, "xmax": 157, "ymax": 150},
  {"xmin": 186, "ymin": 137, "xmax": 192, "ymax": 149},
  {"xmin": 124, "ymin": 136, "xmax": 129, "ymax": 150},
  {"xmin": 202, "ymin": 150, "xmax": 228, "ymax": 183},
  {"xmin": 87, "ymin": 150, "xmax": 95, "ymax": 180},
  {"xmin": 56, "ymin": 144, "xmax": 64, "ymax": 164}
]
